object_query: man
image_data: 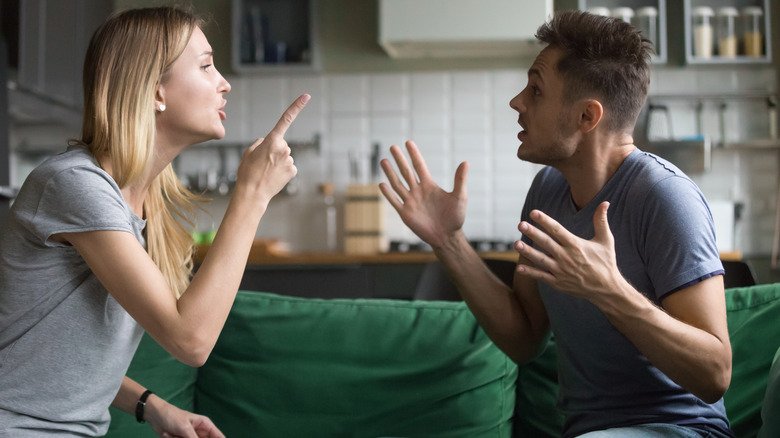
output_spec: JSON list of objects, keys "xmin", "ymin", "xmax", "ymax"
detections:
[{"xmin": 379, "ymin": 11, "xmax": 733, "ymax": 438}]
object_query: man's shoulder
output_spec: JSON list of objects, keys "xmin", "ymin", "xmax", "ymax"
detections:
[{"xmin": 621, "ymin": 149, "xmax": 700, "ymax": 197}]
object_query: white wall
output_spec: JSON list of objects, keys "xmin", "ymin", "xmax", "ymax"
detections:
[{"xmin": 178, "ymin": 65, "xmax": 780, "ymax": 255}]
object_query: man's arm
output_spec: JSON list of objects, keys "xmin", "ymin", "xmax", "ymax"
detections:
[
  {"xmin": 380, "ymin": 141, "xmax": 550, "ymax": 362},
  {"xmin": 516, "ymin": 204, "xmax": 731, "ymax": 403}
]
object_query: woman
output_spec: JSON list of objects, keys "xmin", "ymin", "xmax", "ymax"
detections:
[{"xmin": 0, "ymin": 6, "xmax": 308, "ymax": 437}]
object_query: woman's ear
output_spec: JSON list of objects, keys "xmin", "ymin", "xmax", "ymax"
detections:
[
  {"xmin": 154, "ymin": 85, "xmax": 166, "ymax": 112},
  {"xmin": 578, "ymin": 99, "xmax": 604, "ymax": 133}
]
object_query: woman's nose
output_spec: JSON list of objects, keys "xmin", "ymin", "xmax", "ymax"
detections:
[{"xmin": 219, "ymin": 73, "xmax": 231, "ymax": 94}]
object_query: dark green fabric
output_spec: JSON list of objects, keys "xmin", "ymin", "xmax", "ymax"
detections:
[
  {"xmin": 512, "ymin": 335, "xmax": 563, "ymax": 438},
  {"xmin": 757, "ymin": 346, "xmax": 780, "ymax": 438},
  {"xmin": 104, "ymin": 332, "xmax": 198, "ymax": 437},
  {"xmin": 724, "ymin": 283, "xmax": 780, "ymax": 438},
  {"xmin": 195, "ymin": 291, "xmax": 517, "ymax": 438}
]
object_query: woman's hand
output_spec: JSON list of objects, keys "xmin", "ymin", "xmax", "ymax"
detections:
[
  {"xmin": 145, "ymin": 394, "xmax": 225, "ymax": 438},
  {"xmin": 235, "ymin": 94, "xmax": 310, "ymax": 204}
]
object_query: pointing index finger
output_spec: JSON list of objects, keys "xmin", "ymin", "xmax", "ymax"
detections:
[{"xmin": 269, "ymin": 94, "xmax": 310, "ymax": 137}]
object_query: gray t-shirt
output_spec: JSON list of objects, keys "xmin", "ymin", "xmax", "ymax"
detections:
[
  {"xmin": 0, "ymin": 146, "xmax": 146, "ymax": 436},
  {"xmin": 521, "ymin": 149, "xmax": 731, "ymax": 437}
]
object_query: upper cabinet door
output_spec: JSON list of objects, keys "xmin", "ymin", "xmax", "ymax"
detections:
[
  {"xmin": 17, "ymin": 0, "xmax": 112, "ymax": 108},
  {"xmin": 378, "ymin": 0, "xmax": 553, "ymax": 59}
]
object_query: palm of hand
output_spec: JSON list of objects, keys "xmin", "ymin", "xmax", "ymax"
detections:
[
  {"xmin": 379, "ymin": 141, "xmax": 469, "ymax": 249},
  {"xmin": 398, "ymin": 179, "xmax": 466, "ymax": 248}
]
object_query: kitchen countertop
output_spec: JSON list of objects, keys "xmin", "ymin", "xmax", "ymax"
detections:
[
  {"xmin": 194, "ymin": 241, "xmax": 517, "ymax": 265},
  {"xmin": 194, "ymin": 240, "xmax": 743, "ymax": 266}
]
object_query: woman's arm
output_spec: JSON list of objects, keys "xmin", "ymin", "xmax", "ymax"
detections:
[
  {"xmin": 113, "ymin": 377, "xmax": 224, "ymax": 438},
  {"xmin": 61, "ymin": 95, "xmax": 309, "ymax": 366}
]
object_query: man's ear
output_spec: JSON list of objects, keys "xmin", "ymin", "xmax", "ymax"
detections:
[{"xmin": 578, "ymin": 99, "xmax": 604, "ymax": 133}]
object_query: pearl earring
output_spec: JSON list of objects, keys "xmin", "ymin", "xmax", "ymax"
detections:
[{"xmin": 158, "ymin": 104, "xmax": 166, "ymax": 112}]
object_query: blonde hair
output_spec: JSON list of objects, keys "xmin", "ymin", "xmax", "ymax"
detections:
[{"xmin": 75, "ymin": 7, "xmax": 205, "ymax": 298}]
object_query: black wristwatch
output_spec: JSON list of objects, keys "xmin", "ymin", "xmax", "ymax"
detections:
[{"xmin": 135, "ymin": 389, "xmax": 154, "ymax": 423}]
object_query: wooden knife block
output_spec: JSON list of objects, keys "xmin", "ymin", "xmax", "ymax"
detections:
[{"xmin": 344, "ymin": 184, "xmax": 388, "ymax": 254}]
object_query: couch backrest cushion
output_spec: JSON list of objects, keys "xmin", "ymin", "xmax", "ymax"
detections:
[
  {"xmin": 195, "ymin": 291, "xmax": 518, "ymax": 438},
  {"xmin": 105, "ymin": 333, "xmax": 199, "ymax": 437},
  {"xmin": 724, "ymin": 283, "xmax": 780, "ymax": 437}
]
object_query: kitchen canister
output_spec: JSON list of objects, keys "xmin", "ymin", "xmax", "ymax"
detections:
[
  {"xmin": 586, "ymin": 6, "xmax": 611, "ymax": 17},
  {"xmin": 741, "ymin": 6, "xmax": 764, "ymax": 57},
  {"xmin": 692, "ymin": 6, "xmax": 715, "ymax": 59},
  {"xmin": 634, "ymin": 7, "xmax": 658, "ymax": 53},
  {"xmin": 611, "ymin": 7, "xmax": 634, "ymax": 24},
  {"xmin": 716, "ymin": 7, "xmax": 738, "ymax": 58}
]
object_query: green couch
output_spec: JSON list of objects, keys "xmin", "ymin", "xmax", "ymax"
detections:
[{"xmin": 105, "ymin": 283, "xmax": 780, "ymax": 438}]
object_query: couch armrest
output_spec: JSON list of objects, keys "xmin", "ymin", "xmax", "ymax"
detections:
[{"xmin": 724, "ymin": 283, "xmax": 780, "ymax": 437}]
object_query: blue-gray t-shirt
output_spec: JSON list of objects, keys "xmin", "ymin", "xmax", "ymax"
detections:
[
  {"xmin": 0, "ymin": 146, "xmax": 146, "ymax": 436},
  {"xmin": 521, "ymin": 149, "xmax": 731, "ymax": 437}
]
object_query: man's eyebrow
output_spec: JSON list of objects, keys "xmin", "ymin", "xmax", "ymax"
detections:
[{"xmin": 528, "ymin": 68, "xmax": 542, "ymax": 82}]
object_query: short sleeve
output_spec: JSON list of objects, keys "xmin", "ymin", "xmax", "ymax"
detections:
[
  {"xmin": 25, "ymin": 166, "xmax": 135, "ymax": 246},
  {"xmin": 639, "ymin": 175, "xmax": 723, "ymax": 297}
]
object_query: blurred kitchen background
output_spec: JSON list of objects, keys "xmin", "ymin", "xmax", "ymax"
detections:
[{"xmin": 2, "ymin": 0, "xmax": 780, "ymax": 276}]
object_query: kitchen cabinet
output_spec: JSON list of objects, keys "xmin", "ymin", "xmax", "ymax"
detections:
[
  {"xmin": 15, "ymin": 0, "xmax": 112, "ymax": 119},
  {"xmin": 578, "ymin": 0, "xmax": 668, "ymax": 64},
  {"xmin": 378, "ymin": 0, "xmax": 553, "ymax": 59},
  {"xmin": 231, "ymin": 0, "xmax": 320, "ymax": 74},
  {"xmin": 684, "ymin": 0, "xmax": 771, "ymax": 64},
  {"xmin": 7, "ymin": 0, "xmax": 111, "ymax": 191}
]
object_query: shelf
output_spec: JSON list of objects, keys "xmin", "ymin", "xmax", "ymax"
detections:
[
  {"xmin": 231, "ymin": 0, "xmax": 320, "ymax": 74},
  {"xmin": 578, "ymin": 0, "xmax": 668, "ymax": 64},
  {"xmin": 721, "ymin": 139, "xmax": 780, "ymax": 149},
  {"xmin": 684, "ymin": 0, "xmax": 771, "ymax": 64}
]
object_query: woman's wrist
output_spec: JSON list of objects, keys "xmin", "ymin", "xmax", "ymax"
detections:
[
  {"xmin": 140, "ymin": 391, "xmax": 167, "ymax": 426},
  {"xmin": 230, "ymin": 182, "xmax": 271, "ymax": 216},
  {"xmin": 135, "ymin": 389, "xmax": 154, "ymax": 423}
]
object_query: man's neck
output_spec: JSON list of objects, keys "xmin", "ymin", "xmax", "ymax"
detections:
[{"xmin": 557, "ymin": 134, "xmax": 636, "ymax": 210}]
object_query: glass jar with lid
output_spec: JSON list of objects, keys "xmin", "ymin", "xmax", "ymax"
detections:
[
  {"xmin": 716, "ymin": 7, "xmax": 738, "ymax": 58},
  {"xmin": 634, "ymin": 7, "xmax": 658, "ymax": 55},
  {"xmin": 586, "ymin": 6, "xmax": 611, "ymax": 17},
  {"xmin": 741, "ymin": 6, "xmax": 764, "ymax": 57},
  {"xmin": 611, "ymin": 7, "xmax": 634, "ymax": 24},
  {"xmin": 692, "ymin": 6, "xmax": 715, "ymax": 59}
]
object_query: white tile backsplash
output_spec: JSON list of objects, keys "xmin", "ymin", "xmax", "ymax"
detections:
[
  {"xmin": 247, "ymin": 77, "xmax": 288, "ymax": 136},
  {"xmin": 221, "ymin": 77, "xmax": 249, "ymax": 143},
  {"xmin": 410, "ymin": 72, "xmax": 450, "ymax": 113},
  {"xmin": 369, "ymin": 74, "xmax": 409, "ymax": 113},
  {"xmin": 329, "ymin": 74, "xmax": 368, "ymax": 113},
  {"xmin": 173, "ymin": 66, "xmax": 780, "ymax": 256},
  {"xmin": 451, "ymin": 72, "xmax": 491, "ymax": 113},
  {"xmin": 410, "ymin": 113, "xmax": 450, "ymax": 136}
]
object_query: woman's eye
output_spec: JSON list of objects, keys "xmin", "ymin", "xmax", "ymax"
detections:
[{"xmin": 201, "ymin": 64, "xmax": 213, "ymax": 71}]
